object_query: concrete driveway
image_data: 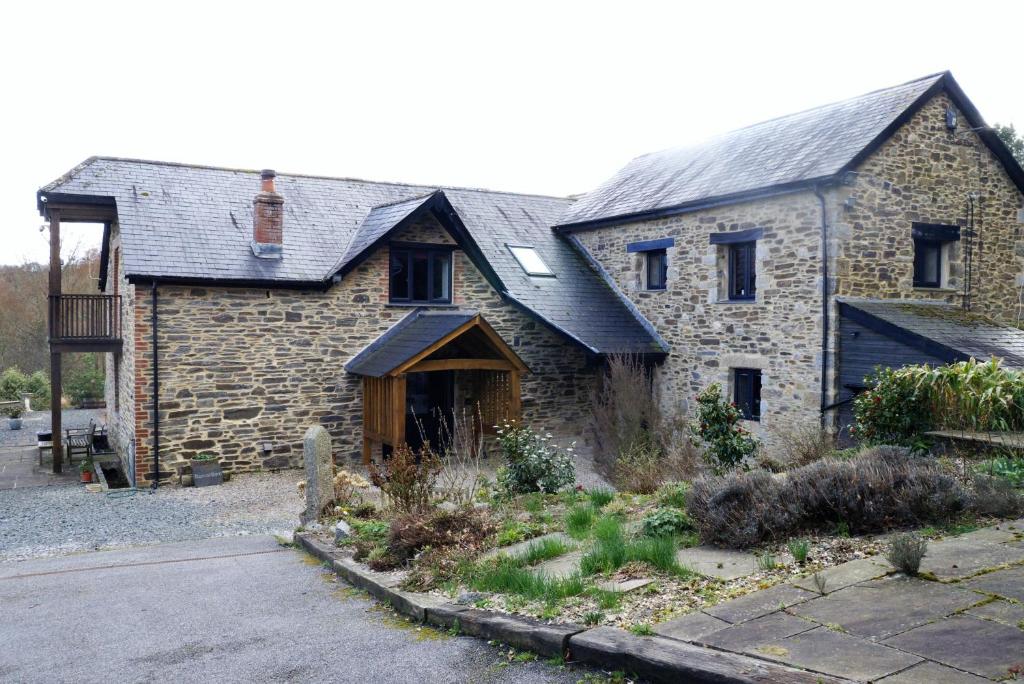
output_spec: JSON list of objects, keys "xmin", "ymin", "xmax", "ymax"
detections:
[{"xmin": 0, "ymin": 536, "xmax": 591, "ymax": 683}]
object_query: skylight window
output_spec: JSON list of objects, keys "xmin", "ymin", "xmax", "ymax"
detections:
[{"xmin": 508, "ymin": 245, "xmax": 554, "ymax": 277}]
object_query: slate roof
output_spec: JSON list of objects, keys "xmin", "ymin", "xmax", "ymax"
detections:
[
  {"xmin": 560, "ymin": 72, "xmax": 962, "ymax": 228},
  {"xmin": 39, "ymin": 157, "xmax": 665, "ymax": 356},
  {"xmin": 838, "ymin": 299, "xmax": 1024, "ymax": 368},
  {"xmin": 345, "ymin": 309, "xmax": 476, "ymax": 377}
]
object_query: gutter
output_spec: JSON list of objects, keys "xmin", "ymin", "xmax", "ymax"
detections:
[{"xmin": 151, "ymin": 281, "xmax": 161, "ymax": 489}]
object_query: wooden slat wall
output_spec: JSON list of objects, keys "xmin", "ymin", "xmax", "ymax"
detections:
[
  {"xmin": 362, "ymin": 375, "xmax": 407, "ymax": 462},
  {"xmin": 475, "ymin": 370, "xmax": 521, "ymax": 432}
]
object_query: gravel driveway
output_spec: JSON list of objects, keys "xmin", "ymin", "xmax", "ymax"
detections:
[{"xmin": 0, "ymin": 470, "xmax": 303, "ymax": 562}]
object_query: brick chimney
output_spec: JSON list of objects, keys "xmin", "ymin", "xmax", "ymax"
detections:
[{"xmin": 251, "ymin": 169, "xmax": 284, "ymax": 258}]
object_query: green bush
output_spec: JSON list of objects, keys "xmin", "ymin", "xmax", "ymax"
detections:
[
  {"xmin": 657, "ymin": 482, "xmax": 689, "ymax": 509},
  {"xmin": 977, "ymin": 455, "xmax": 1024, "ymax": 488},
  {"xmin": 640, "ymin": 507, "xmax": 693, "ymax": 538},
  {"xmin": 25, "ymin": 371, "xmax": 50, "ymax": 410},
  {"xmin": 64, "ymin": 363, "xmax": 104, "ymax": 406},
  {"xmin": 495, "ymin": 422, "xmax": 576, "ymax": 495},
  {"xmin": 853, "ymin": 359, "xmax": 1024, "ymax": 446},
  {"xmin": 0, "ymin": 367, "xmax": 27, "ymax": 402},
  {"xmin": 691, "ymin": 383, "xmax": 759, "ymax": 473}
]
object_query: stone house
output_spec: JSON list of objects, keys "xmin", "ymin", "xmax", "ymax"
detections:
[{"xmin": 37, "ymin": 71, "xmax": 1024, "ymax": 485}]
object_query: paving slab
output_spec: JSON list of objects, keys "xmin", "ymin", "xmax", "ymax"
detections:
[
  {"xmin": 652, "ymin": 611, "xmax": 731, "ymax": 642},
  {"xmin": 954, "ymin": 526, "xmax": 1021, "ymax": 544},
  {"xmin": 876, "ymin": 661, "xmax": 991, "ymax": 684},
  {"xmin": 532, "ymin": 550, "xmax": 583, "ymax": 579},
  {"xmin": 960, "ymin": 563, "xmax": 1024, "ymax": 602},
  {"xmin": 883, "ymin": 614, "xmax": 1024, "ymax": 680},
  {"xmin": 674, "ymin": 545, "xmax": 756, "ymax": 580},
  {"xmin": 704, "ymin": 584, "xmax": 817, "ymax": 624},
  {"xmin": 702, "ymin": 611, "xmax": 817, "ymax": 652},
  {"xmin": 753, "ymin": 626, "xmax": 921, "ymax": 682},
  {"xmin": 965, "ymin": 598, "xmax": 1024, "ymax": 627},
  {"xmin": 479, "ymin": 532, "xmax": 573, "ymax": 562},
  {"xmin": 791, "ymin": 557, "xmax": 890, "ymax": 595},
  {"xmin": 791, "ymin": 575, "xmax": 980, "ymax": 639},
  {"xmin": 595, "ymin": 578, "xmax": 653, "ymax": 593},
  {"xmin": 917, "ymin": 537, "xmax": 1024, "ymax": 581}
]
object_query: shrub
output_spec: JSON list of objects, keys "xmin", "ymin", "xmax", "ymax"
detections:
[
  {"xmin": 887, "ymin": 533, "xmax": 928, "ymax": 575},
  {"xmin": 853, "ymin": 359, "xmax": 1024, "ymax": 445},
  {"xmin": 369, "ymin": 443, "xmax": 440, "ymax": 514},
  {"xmin": 970, "ymin": 475, "xmax": 1024, "ymax": 518},
  {"xmin": 495, "ymin": 422, "xmax": 575, "ymax": 495},
  {"xmin": 687, "ymin": 447, "xmax": 970, "ymax": 547},
  {"xmin": 641, "ymin": 507, "xmax": 692, "ymax": 538},
  {"xmin": 435, "ymin": 408, "xmax": 487, "ymax": 506},
  {"xmin": 657, "ymin": 482, "xmax": 689, "ymax": 509},
  {"xmin": 387, "ymin": 507, "xmax": 496, "ymax": 566},
  {"xmin": 763, "ymin": 422, "xmax": 835, "ymax": 471},
  {"xmin": 24, "ymin": 371, "xmax": 49, "ymax": 410},
  {"xmin": 4, "ymin": 404, "xmax": 24, "ymax": 419},
  {"xmin": 0, "ymin": 367, "xmax": 27, "ymax": 402},
  {"xmin": 692, "ymin": 383, "xmax": 759, "ymax": 473},
  {"xmin": 332, "ymin": 469, "xmax": 371, "ymax": 509},
  {"xmin": 565, "ymin": 504, "xmax": 597, "ymax": 539},
  {"xmin": 64, "ymin": 361, "xmax": 104, "ymax": 406},
  {"xmin": 977, "ymin": 455, "xmax": 1024, "ymax": 488}
]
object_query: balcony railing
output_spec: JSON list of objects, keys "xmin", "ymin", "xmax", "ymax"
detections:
[{"xmin": 48, "ymin": 295, "xmax": 122, "ymax": 347}]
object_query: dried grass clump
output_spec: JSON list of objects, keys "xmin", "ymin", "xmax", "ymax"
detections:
[
  {"xmin": 970, "ymin": 474, "xmax": 1024, "ymax": 518},
  {"xmin": 887, "ymin": 533, "xmax": 928, "ymax": 575},
  {"xmin": 369, "ymin": 443, "xmax": 440, "ymax": 514},
  {"xmin": 389, "ymin": 507, "xmax": 497, "ymax": 585},
  {"xmin": 761, "ymin": 422, "xmax": 836, "ymax": 471},
  {"xmin": 688, "ymin": 446, "xmax": 969, "ymax": 547}
]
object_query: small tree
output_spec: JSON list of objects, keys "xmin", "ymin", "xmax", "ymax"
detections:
[
  {"xmin": 995, "ymin": 123, "xmax": 1024, "ymax": 166},
  {"xmin": 691, "ymin": 383, "xmax": 758, "ymax": 473}
]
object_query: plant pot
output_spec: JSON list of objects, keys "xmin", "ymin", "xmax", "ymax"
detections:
[
  {"xmin": 81, "ymin": 469, "xmax": 93, "ymax": 483},
  {"xmin": 8, "ymin": 418, "xmax": 22, "ymax": 430},
  {"xmin": 189, "ymin": 459, "xmax": 223, "ymax": 487}
]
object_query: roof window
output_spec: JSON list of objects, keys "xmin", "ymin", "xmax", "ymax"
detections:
[{"xmin": 508, "ymin": 245, "xmax": 554, "ymax": 277}]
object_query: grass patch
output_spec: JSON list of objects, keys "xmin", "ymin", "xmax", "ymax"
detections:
[
  {"xmin": 580, "ymin": 516, "xmax": 689, "ymax": 577},
  {"xmin": 515, "ymin": 537, "xmax": 573, "ymax": 566},
  {"xmin": 657, "ymin": 482, "xmax": 689, "ymax": 509},
  {"xmin": 469, "ymin": 560, "xmax": 585, "ymax": 603},
  {"xmin": 629, "ymin": 623, "xmax": 655, "ymax": 636},
  {"xmin": 587, "ymin": 488, "xmax": 615, "ymax": 509},
  {"xmin": 565, "ymin": 504, "xmax": 597, "ymax": 539}
]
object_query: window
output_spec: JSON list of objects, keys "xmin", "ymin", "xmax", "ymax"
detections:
[
  {"xmin": 728, "ymin": 241, "xmax": 757, "ymax": 300},
  {"xmin": 389, "ymin": 245, "xmax": 452, "ymax": 304},
  {"xmin": 646, "ymin": 249, "xmax": 667, "ymax": 290},
  {"xmin": 913, "ymin": 238, "xmax": 942, "ymax": 288},
  {"xmin": 508, "ymin": 245, "xmax": 553, "ymax": 276},
  {"xmin": 733, "ymin": 368, "xmax": 762, "ymax": 421}
]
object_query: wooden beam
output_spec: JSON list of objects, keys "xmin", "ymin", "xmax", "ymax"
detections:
[
  {"xmin": 473, "ymin": 317, "xmax": 530, "ymax": 373},
  {"xmin": 48, "ymin": 210, "xmax": 63, "ymax": 474},
  {"xmin": 44, "ymin": 203, "xmax": 117, "ymax": 222},
  {"xmin": 389, "ymin": 315, "xmax": 530, "ymax": 376},
  {"xmin": 406, "ymin": 358, "xmax": 516, "ymax": 373},
  {"xmin": 48, "ymin": 340, "xmax": 123, "ymax": 354}
]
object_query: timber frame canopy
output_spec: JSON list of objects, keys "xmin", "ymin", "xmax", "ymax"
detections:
[{"xmin": 345, "ymin": 310, "xmax": 529, "ymax": 461}]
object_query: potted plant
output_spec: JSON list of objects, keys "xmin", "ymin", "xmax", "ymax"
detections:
[
  {"xmin": 5, "ymin": 404, "xmax": 24, "ymax": 430},
  {"xmin": 189, "ymin": 452, "xmax": 223, "ymax": 487},
  {"xmin": 80, "ymin": 456, "xmax": 94, "ymax": 483}
]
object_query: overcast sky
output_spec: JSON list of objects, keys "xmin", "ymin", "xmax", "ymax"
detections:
[{"xmin": 3, "ymin": 0, "xmax": 1021, "ymax": 265}]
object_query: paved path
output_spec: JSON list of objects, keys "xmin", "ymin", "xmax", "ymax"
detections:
[
  {"xmin": 0, "ymin": 536, "xmax": 593, "ymax": 683},
  {"xmin": 0, "ymin": 408, "xmax": 104, "ymax": 448},
  {"xmin": 654, "ymin": 518, "xmax": 1024, "ymax": 682}
]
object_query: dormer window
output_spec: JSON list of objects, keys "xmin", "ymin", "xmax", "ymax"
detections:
[
  {"xmin": 389, "ymin": 244, "xmax": 452, "ymax": 304},
  {"xmin": 508, "ymin": 245, "xmax": 553, "ymax": 276}
]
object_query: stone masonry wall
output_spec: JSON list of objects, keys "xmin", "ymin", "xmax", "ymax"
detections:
[
  {"xmin": 102, "ymin": 223, "xmax": 138, "ymax": 479},
  {"xmin": 835, "ymin": 93, "xmax": 1024, "ymax": 320},
  {"xmin": 128, "ymin": 214, "xmax": 595, "ymax": 484},
  {"xmin": 575, "ymin": 192, "xmax": 826, "ymax": 444}
]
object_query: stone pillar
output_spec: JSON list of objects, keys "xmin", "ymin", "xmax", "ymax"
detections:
[{"xmin": 302, "ymin": 426, "xmax": 333, "ymax": 523}]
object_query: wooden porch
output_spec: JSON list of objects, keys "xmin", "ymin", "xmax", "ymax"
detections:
[{"xmin": 350, "ymin": 312, "xmax": 528, "ymax": 462}]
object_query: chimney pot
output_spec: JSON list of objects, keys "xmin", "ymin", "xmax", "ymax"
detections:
[{"xmin": 252, "ymin": 169, "xmax": 284, "ymax": 258}]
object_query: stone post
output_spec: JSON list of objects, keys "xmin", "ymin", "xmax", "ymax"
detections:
[{"xmin": 302, "ymin": 426, "xmax": 333, "ymax": 524}]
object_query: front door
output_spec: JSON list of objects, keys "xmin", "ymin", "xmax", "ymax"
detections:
[{"xmin": 405, "ymin": 371, "xmax": 454, "ymax": 453}]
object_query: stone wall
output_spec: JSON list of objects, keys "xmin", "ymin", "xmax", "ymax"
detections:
[
  {"xmin": 574, "ymin": 191, "xmax": 827, "ymax": 443},
  {"xmin": 835, "ymin": 93, "xmax": 1024, "ymax": 321},
  {"xmin": 102, "ymin": 223, "xmax": 138, "ymax": 480},
  {"xmin": 127, "ymin": 213, "xmax": 595, "ymax": 484}
]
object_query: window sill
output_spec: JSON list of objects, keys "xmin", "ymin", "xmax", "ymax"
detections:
[
  {"xmin": 714, "ymin": 298, "xmax": 760, "ymax": 305},
  {"xmin": 912, "ymin": 287, "xmax": 960, "ymax": 294},
  {"xmin": 386, "ymin": 302, "xmax": 458, "ymax": 309}
]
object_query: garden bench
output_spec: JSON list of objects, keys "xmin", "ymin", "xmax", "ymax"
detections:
[{"xmin": 64, "ymin": 421, "xmax": 96, "ymax": 467}]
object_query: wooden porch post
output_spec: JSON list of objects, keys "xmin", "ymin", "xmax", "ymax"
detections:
[
  {"xmin": 509, "ymin": 370, "xmax": 521, "ymax": 422},
  {"xmin": 392, "ymin": 374, "xmax": 407, "ymax": 448},
  {"xmin": 48, "ymin": 210, "xmax": 63, "ymax": 474}
]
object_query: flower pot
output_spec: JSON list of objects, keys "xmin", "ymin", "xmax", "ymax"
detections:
[
  {"xmin": 8, "ymin": 418, "xmax": 22, "ymax": 430},
  {"xmin": 81, "ymin": 469, "xmax": 93, "ymax": 483}
]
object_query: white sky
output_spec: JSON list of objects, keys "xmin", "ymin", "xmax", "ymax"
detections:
[{"xmin": 3, "ymin": 0, "xmax": 1021, "ymax": 265}]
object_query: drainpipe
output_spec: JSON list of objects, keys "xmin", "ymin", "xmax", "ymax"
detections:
[
  {"xmin": 814, "ymin": 186, "xmax": 830, "ymax": 425},
  {"xmin": 151, "ymin": 281, "xmax": 160, "ymax": 489}
]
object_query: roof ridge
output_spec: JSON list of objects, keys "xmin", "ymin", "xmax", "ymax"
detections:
[
  {"xmin": 634, "ymin": 71, "xmax": 948, "ymax": 162},
  {"xmin": 367, "ymin": 190, "xmax": 439, "ymax": 210},
  {"xmin": 80, "ymin": 156, "xmax": 571, "ymax": 202}
]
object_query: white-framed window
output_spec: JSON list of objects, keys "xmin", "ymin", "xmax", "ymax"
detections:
[{"xmin": 508, "ymin": 245, "xmax": 554, "ymax": 276}]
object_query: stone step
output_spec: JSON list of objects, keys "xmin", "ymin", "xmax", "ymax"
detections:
[{"xmin": 675, "ymin": 545, "xmax": 757, "ymax": 580}]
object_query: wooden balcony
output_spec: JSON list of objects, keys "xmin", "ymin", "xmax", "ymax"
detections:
[{"xmin": 48, "ymin": 294, "xmax": 122, "ymax": 352}]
